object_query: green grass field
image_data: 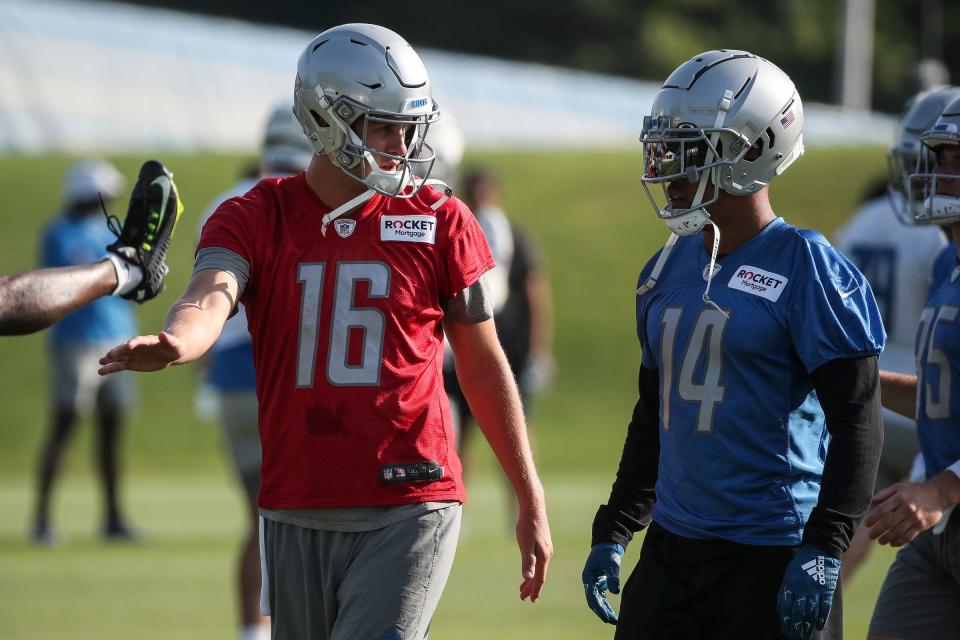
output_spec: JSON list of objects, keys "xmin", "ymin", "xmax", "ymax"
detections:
[{"xmin": 0, "ymin": 148, "xmax": 898, "ymax": 638}]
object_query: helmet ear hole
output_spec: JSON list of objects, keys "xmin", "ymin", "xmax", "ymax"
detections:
[
  {"xmin": 744, "ymin": 143, "xmax": 762, "ymax": 162},
  {"xmin": 309, "ymin": 110, "xmax": 330, "ymax": 128},
  {"xmin": 742, "ymin": 131, "xmax": 770, "ymax": 163}
]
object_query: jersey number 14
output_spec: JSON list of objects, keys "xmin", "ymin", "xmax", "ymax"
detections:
[{"xmin": 659, "ymin": 307, "xmax": 730, "ymax": 433}]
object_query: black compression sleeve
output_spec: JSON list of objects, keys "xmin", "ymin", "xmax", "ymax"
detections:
[
  {"xmin": 803, "ymin": 355, "xmax": 883, "ymax": 557},
  {"xmin": 591, "ymin": 366, "xmax": 660, "ymax": 548}
]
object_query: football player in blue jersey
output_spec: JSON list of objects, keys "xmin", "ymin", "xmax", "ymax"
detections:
[
  {"xmin": 582, "ymin": 51, "xmax": 885, "ymax": 640},
  {"xmin": 866, "ymin": 96, "xmax": 960, "ymax": 640},
  {"xmin": 25, "ymin": 160, "xmax": 183, "ymax": 544},
  {"xmin": 835, "ymin": 87, "xmax": 959, "ymax": 582}
]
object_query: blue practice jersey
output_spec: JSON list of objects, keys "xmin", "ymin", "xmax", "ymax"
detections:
[
  {"xmin": 41, "ymin": 214, "xmax": 136, "ymax": 345},
  {"xmin": 930, "ymin": 242, "xmax": 956, "ymax": 293},
  {"xmin": 637, "ymin": 217, "xmax": 885, "ymax": 546},
  {"xmin": 915, "ymin": 265, "xmax": 960, "ymax": 480}
]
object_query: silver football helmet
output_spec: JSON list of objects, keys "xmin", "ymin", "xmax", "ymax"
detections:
[
  {"xmin": 640, "ymin": 50, "xmax": 804, "ymax": 236},
  {"xmin": 911, "ymin": 95, "xmax": 960, "ymax": 225},
  {"xmin": 294, "ymin": 24, "xmax": 439, "ymax": 198},
  {"xmin": 889, "ymin": 86, "xmax": 960, "ymax": 224},
  {"xmin": 261, "ymin": 104, "xmax": 314, "ymax": 174}
]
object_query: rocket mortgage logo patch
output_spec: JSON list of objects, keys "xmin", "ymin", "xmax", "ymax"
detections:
[
  {"xmin": 727, "ymin": 265, "xmax": 788, "ymax": 302},
  {"xmin": 380, "ymin": 215, "xmax": 437, "ymax": 244}
]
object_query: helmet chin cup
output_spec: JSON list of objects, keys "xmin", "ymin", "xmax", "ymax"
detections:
[
  {"xmin": 924, "ymin": 194, "xmax": 960, "ymax": 225},
  {"xmin": 365, "ymin": 166, "xmax": 412, "ymax": 196},
  {"xmin": 663, "ymin": 206, "xmax": 710, "ymax": 236}
]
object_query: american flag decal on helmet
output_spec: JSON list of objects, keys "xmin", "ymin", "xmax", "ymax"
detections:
[{"xmin": 780, "ymin": 110, "xmax": 796, "ymax": 129}]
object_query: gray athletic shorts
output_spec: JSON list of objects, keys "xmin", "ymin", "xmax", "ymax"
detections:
[
  {"xmin": 217, "ymin": 390, "xmax": 260, "ymax": 501},
  {"xmin": 261, "ymin": 503, "xmax": 461, "ymax": 640},
  {"xmin": 868, "ymin": 511, "xmax": 960, "ymax": 639},
  {"xmin": 49, "ymin": 342, "xmax": 133, "ymax": 413}
]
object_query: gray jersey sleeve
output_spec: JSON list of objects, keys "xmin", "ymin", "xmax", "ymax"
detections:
[
  {"xmin": 442, "ymin": 272, "xmax": 495, "ymax": 324},
  {"xmin": 193, "ymin": 247, "xmax": 250, "ymax": 298}
]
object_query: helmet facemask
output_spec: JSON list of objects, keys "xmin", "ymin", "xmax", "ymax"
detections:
[
  {"xmin": 909, "ymin": 127, "xmax": 960, "ymax": 226},
  {"xmin": 310, "ymin": 94, "xmax": 440, "ymax": 199},
  {"xmin": 886, "ymin": 142, "xmax": 929, "ymax": 225},
  {"xmin": 886, "ymin": 87, "xmax": 960, "ymax": 225},
  {"xmin": 640, "ymin": 115, "xmax": 753, "ymax": 237}
]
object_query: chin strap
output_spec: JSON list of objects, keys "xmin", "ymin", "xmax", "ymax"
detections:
[
  {"xmin": 320, "ymin": 189, "xmax": 376, "ymax": 236},
  {"xmin": 636, "ymin": 232, "xmax": 679, "ymax": 295},
  {"xmin": 701, "ymin": 221, "xmax": 728, "ymax": 318},
  {"xmin": 419, "ymin": 178, "xmax": 453, "ymax": 209},
  {"xmin": 635, "ymin": 223, "xmax": 727, "ymax": 318},
  {"xmin": 319, "ymin": 179, "xmax": 453, "ymax": 237}
]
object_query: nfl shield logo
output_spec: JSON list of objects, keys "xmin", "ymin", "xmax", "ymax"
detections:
[
  {"xmin": 334, "ymin": 219, "xmax": 356, "ymax": 238},
  {"xmin": 703, "ymin": 263, "xmax": 721, "ymax": 281}
]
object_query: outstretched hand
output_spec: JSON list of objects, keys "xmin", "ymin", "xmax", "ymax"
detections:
[
  {"xmin": 516, "ymin": 501, "xmax": 553, "ymax": 603},
  {"xmin": 864, "ymin": 481, "xmax": 948, "ymax": 546},
  {"xmin": 98, "ymin": 331, "xmax": 185, "ymax": 375}
]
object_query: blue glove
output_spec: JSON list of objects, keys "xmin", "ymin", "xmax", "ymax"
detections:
[
  {"xmin": 777, "ymin": 545, "xmax": 841, "ymax": 640},
  {"xmin": 582, "ymin": 542, "xmax": 624, "ymax": 624}
]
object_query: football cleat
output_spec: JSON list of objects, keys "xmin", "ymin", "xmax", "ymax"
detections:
[{"xmin": 105, "ymin": 160, "xmax": 184, "ymax": 303}]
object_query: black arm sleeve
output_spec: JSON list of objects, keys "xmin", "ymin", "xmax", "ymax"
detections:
[
  {"xmin": 591, "ymin": 366, "xmax": 661, "ymax": 548},
  {"xmin": 802, "ymin": 355, "xmax": 883, "ymax": 557}
]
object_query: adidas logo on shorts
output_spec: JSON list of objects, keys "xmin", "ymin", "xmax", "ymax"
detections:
[{"xmin": 802, "ymin": 556, "xmax": 827, "ymax": 585}]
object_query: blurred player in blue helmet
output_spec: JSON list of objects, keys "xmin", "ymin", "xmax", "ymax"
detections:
[
  {"xmin": 196, "ymin": 103, "xmax": 313, "ymax": 640},
  {"xmin": 833, "ymin": 86, "xmax": 959, "ymax": 582},
  {"xmin": 866, "ymin": 93, "xmax": 960, "ymax": 640}
]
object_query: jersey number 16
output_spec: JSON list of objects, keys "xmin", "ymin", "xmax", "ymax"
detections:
[{"xmin": 296, "ymin": 261, "xmax": 390, "ymax": 388}]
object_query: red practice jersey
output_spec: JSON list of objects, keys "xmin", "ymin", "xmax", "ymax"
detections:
[{"xmin": 198, "ymin": 174, "xmax": 494, "ymax": 508}]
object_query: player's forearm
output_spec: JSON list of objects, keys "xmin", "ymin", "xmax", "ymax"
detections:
[
  {"xmin": 161, "ymin": 269, "xmax": 237, "ymax": 364},
  {"xmin": 163, "ymin": 297, "xmax": 226, "ymax": 364},
  {"xmin": 806, "ymin": 356, "xmax": 883, "ymax": 556},
  {"xmin": 593, "ymin": 366, "xmax": 660, "ymax": 547},
  {"xmin": 879, "ymin": 370, "xmax": 918, "ymax": 419},
  {"xmin": 457, "ymin": 350, "xmax": 545, "ymax": 508},
  {"xmin": 0, "ymin": 262, "xmax": 116, "ymax": 336}
]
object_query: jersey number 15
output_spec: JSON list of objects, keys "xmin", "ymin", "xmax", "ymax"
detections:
[{"xmin": 916, "ymin": 305, "xmax": 959, "ymax": 420}]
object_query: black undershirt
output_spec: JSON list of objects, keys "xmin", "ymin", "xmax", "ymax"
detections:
[{"xmin": 592, "ymin": 356, "xmax": 882, "ymax": 558}]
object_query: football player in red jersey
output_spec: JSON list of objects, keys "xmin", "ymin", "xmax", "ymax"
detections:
[{"xmin": 98, "ymin": 23, "xmax": 552, "ymax": 640}]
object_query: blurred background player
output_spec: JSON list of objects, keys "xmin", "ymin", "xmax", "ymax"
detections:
[
  {"xmin": 833, "ymin": 85, "xmax": 959, "ymax": 581},
  {"xmin": 428, "ymin": 113, "xmax": 555, "ymax": 525},
  {"xmin": 866, "ymin": 93, "xmax": 960, "ymax": 640},
  {"xmin": 443, "ymin": 167, "xmax": 554, "ymax": 481},
  {"xmin": 196, "ymin": 104, "xmax": 313, "ymax": 640},
  {"xmin": 32, "ymin": 159, "xmax": 182, "ymax": 544}
]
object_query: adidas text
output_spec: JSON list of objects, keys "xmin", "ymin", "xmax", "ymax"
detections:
[{"xmin": 801, "ymin": 556, "xmax": 826, "ymax": 585}]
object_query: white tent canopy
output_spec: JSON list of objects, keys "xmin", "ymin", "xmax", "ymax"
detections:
[{"xmin": 0, "ymin": 0, "xmax": 897, "ymax": 153}]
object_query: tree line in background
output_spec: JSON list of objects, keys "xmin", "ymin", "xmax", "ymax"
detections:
[{"xmin": 124, "ymin": 0, "xmax": 957, "ymax": 114}]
